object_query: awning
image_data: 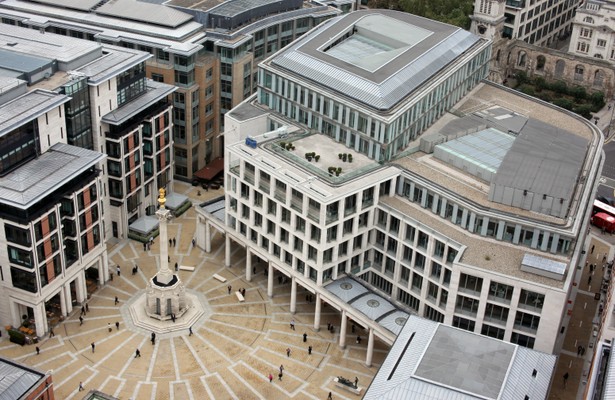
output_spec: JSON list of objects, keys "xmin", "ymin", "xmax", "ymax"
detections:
[{"xmin": 194, "ymin": 157, "xmax": 224, "ymax": 181}]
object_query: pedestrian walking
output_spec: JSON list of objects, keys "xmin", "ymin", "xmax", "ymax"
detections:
[
  {"xmin": 228, "ymin": 285, "xmax": 232, "ymax": 295},
  {"xmin": 91, "ymin": 342, "xmax": 95, "ymax": 353},
  {"xmin": 79, "ymin": 382, "xmax": 84, "ymax": 391},
  {"xmin": 577, "ymin": 345, "xmax": 583, "ymax": 356},
  {"xmin": 115, "ymin": 321, "xmax": 120, "ymax": 330},
  {"xmin": 189, "ymin": 326, "xmax": 193, "ymax": 336},
  {"xmin": 143, "ymin": 242, "xmax": 147, "ymax": 252},
  {"xmin": 563, "ymin": 372, "xmax": 569, "ymax": 387},
  {"xmin": 81, "ymin": 306, "xmax": 86, "ymax": 316},
  {"xmin": 591, "ymin": 245, "xmax": 595, "ymax": 254},
  {"xmin": 175, "ymin": 262, "xmax": 178, "ymax": 272},
  {"xmin": 356, "ymin": 335, "xmax": 361, "ymax": 344},
  {"xmin": 354, "ymin": 377, "xmax": 358, "ymax": 388},
  {"xmin": 79, "ymin": 316, "xmax": 84, "ymax": 326},
  {"xmin": 192, "ymin": 238, "xmax": 196, "ymax": 247},
  {"xmin": 115, "ymin": 296, "xmax": 119, "ymax": 305},
  {"xmin": 327, "ymin": 392, "xmax": 332, "ymax": 400},
  {"xmin": 151, "ymin": 332, "xmax": 156, "ymax": 345},
  {"xmin": 290, "ymin": 319, "xmax": 295, "ymax": 330},
  {"xmin": 135, "ymin": 349, "xmax": 141, "ymax": 358},
  {"xmin": 286, "ymin": 347, "xmax": 291, "ymax": 357},
  {"xmin": 171, "ymin": 313, "xmax": 176, "ymax": 323},
  {"xmin": 116, "ymin": 266, "xmax": 120, "ymax": 276},
  {"xmin": 268, "ymin": 373, "xmax": 273, "ymax": 383},
  {"xmin": 108, "ymin": 323, "xmax": 112, "ymax": 332},
  {"xmin": 242, "ymin": 288, "xmax": 246, "ymax": 297},
  {"xmin": 308, "ymin": 345, "xmax": 312, "ymax": 355},
  {"xmin": 279, "ymin": 365, "xmax": 284, "ymax": 374},
  {"xmin": 36, "ymin": 346, "xmax": 40, "ymax": 355},
  {"xmin": 327, "ymin": 322, "xmax": 331, "ymax": 331},
  {"xmin": 303, "ymin": 332, "xmax": 307, "ymax": 342},
  {"xmin": 49, "ymin": 328, "xmax": 54, "ymax": 338},
  {"xmin": 588, "ymin": 276, "xmax": 592, "ymax": 285},
  {"xmin": 582, "ymin": 346, "xmax": 586, "ymax": 356},
  {"xmin": 278, "ymin": 371, "xmax": 283, "ymax": 381},
  {"xmin": 169, "ymin": 239, "xmax": 172, "ymax": 247},
  {"xmin": 173, "ymin": 238, "xmax": 176, "ymax": 247},
  {"xmin": 85, "ymin": 303, "xmax": 89, "ymax": 313}
]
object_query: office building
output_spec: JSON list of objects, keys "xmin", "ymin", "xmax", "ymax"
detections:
[
  {"xmin": 471, "ymin": 0, "xmax": 580, "ymax": 46},
  {"xmin": 0, "ymin": 0, "xmax": 340, "ymax": 182},
  {"xmin": 569, "ymin": 0, "xmax": 615, "ymax": 62},
  {"xmin": 197, "ymin": 10, "xmax": 603, "ymax": 354},
  {"xmin": 0, "ymin": 357, "xmax": 54, "ymax": 400},
  {"xmin": 363, "ymin": 315, "xmax": 555, "ymax": 399},
  {"xmin": 0, "ymin": 24, "xmax": 175, "ymax": 336}
]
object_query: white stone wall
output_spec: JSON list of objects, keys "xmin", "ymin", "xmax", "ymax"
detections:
[{"xmin": 38, "ymin": 106, "xmax": 68, "ymax": 153}]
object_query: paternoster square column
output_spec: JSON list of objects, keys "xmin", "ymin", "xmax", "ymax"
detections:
[{"xmin": 156, "ymin": 188, "xmax": 173, "ymax": 284}]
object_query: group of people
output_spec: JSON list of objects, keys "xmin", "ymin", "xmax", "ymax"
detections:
[{"xmin": 168, "ymin": 237, "xmax": 177, "ymax": 247}]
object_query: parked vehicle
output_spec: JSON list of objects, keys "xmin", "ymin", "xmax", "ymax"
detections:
[{"xmin": 591, "ymin": 212, "xmax": 615, "ymax": 233}]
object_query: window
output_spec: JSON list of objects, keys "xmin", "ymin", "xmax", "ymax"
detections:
[
  {"xmin": 453, "ymin": 316, "xmax": 475, "ymax": 332},
  {"xmin": 518, "ymin": 289, "xmax": 544, "ymax": 311},
  {"xmin": 597, "ymin": 39, "xmax": 607, "ymax": 48},
  {"xmin": 514, "ymin": 311, "xmax": 540, "ymax": 333},
  {"xmin": 484, "ymin": 303, "xmax": 509, "ymax": 324},
  {"xmin": 488, "ymin": 282, "xmax": 514, "ymax": 304},
  {"xmin": 456, "ymin": 295, "xmax": 479, "ymax": 316},
  {"xmin": 481, "ymin": 324, "xmax": 505, "ymax": 340},
  {"xmin": 459, "ymin": 273, "xmax": 483, "ymax": 295},
  {"xmin": 411, "ymin": 273, "xmax": 423, "ymax": 293},
  {"xmin": 151, "ymin": 73, "xmax": 164, "ymax": 83},
  {"xmin": 511, "ymin": 332, "xmax": 535, "ymax": 349}
]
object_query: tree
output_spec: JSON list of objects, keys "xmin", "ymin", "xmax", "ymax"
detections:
[
  {"xmin": 590, "ymin": 91, "xmax": 605, "ymax": 110},
  {"xmin": 569, "ymin": 86, "xmax": 587, "ymax": 101},
  {"xmin": 574, "ymin": 104, "xmax": 593, "ymax": 120},
  {"xmin": 553, "ymin": 98, "xmax": 574, "ymax": 111},
  {"xmin": 550, "ymin": 81, "xmax": 568, "ymax": 95},
  {"xmin": 396, "ymin": 0, "xmax": 474, "ymax": 28}
]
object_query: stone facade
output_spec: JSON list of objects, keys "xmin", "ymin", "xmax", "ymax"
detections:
[{"xmin": 489, "ymin": 40, "xmax": 615, "ymax": 98}]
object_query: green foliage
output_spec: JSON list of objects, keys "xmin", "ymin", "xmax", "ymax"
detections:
[
  {"xmin": 515, "ymin": 71, "xmax": 529, "ymax": 87},
  {"xmin": 550, "ymin": 81, "xmax": 568, "ymax": 95},
  {"xmin": 569, "ymin": 85, "xmax": 587, "ymax": 101},
  {"xmin": 537, "ymin": 92, "xmax": 552, "ymax": 103},
  {"xmin": 8, "ymin": 329, "xmax": 26, "ymax": 345},
  {"xmin": 553, "ymin": 98, "xmax": 574, "ymax": 110},
  {"xmin": 377, "ymin": 0, "xmax": 475, "ymax": 29},
  {"xmin": 590, "ymin": 91, "xmax": 606, "ymax": 110},
  {"xmin": 534, "ymin": 76, "xmax": 546, "ymax": 92},
  {"xmin": 518, "ymin": 84, "xmax": 535, "ymax": 97},
  {"xmin": 173, "ymin": 201, "xmax": 192, "ymax": 217},
  {"xmin": 573, "ymin": 104, "xmax": 593, "ymax": 120}
]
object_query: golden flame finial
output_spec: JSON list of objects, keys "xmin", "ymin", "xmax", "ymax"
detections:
[{"xmin": 158, "ymin": 188, "xmax": 166, "ymax": 209}]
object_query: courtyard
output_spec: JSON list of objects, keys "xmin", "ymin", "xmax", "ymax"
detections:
[{"xmin": 0, "ymin": 183, "xmax": 385, "ymax": 399}]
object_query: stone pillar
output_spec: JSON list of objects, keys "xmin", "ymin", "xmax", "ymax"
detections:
[
  {"xmin": 246, "ymin": 249, "xmax": 252, "ymax": 282},
  {"xmin": 225, "ymin": 235, "xmax": 231, "ymax": 267},
  {"xmin": 33, "ymin": 303, "xmax": 46, "ymax": 338},
  {"xmin": 339, "ymin": 310, "xmax": 347, "ymax": 348},
  {"xmin": 290, "ymin": 277, "xmax": 297, "ymax": 314},
  {"xmin": 366, "ymin": 328, "xmax": 375, "ymax": 367},
  {"xmin": 205, "ymin": 223, "xmax": 211, "ymax": 253},
  {"xmin": 59, "ymin": 287, "xmax": 67, "ymax": 317},
  {"xmin": 75, "ymin": 274, "xmax": 85, "ymax": 304},
  {"xmin": 313, "ymin": 293, "xmax": 321, "ymax": 331},
  {"xmin": 101, "ymin": 251, "xmax": 109, "ymax": 283},
  {"xmin": 155, "ymin": 197, "xmax": 173, "ymax": 285},
  {"xmin": 64, "ymin": 285, "xmax": 73, "ymax": 314},
  {"xmin": 267, "ymin": 263, "xmax": 274, "ymax": 298}
]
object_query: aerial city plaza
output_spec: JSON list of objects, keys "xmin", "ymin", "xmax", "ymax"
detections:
[{"xmin": 0, "ymin": 0, "xmax": 610, "ymax": 398}]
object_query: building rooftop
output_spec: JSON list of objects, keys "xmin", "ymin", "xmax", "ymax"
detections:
[
  {"xmin": 95, "ymin": 0, "xmax": 193, "ymax": 28},
  {"xmin": 395, "ymin": 82, "xmax": 601, "ymax": 228},
  {"xmin": 27, "ymin": 0, "xmax": 100, "ymax": 11},
  {"xmin": 76, "ymin": 45, "xmax": 151, "ymax": 85},
  {"xmin": 0, "ymin": 0, "xmax": 205, "ymax": 44},
  {"xmin": 0, "ymin": 357, "xmax": 46, "ymax": 400},
  {"xmin": 101, "ymin": 80, "xmax": 176, "ymax": 125},
  {"xmin": 265, "ymin": 9, "xmax": 484, "ymax": 110},
  {"xmin": 0, "ymin": 89, "xmax": 70, "ymax": 137},
  {"xmin": 363, "ymin": 315, "xmax": 556, "ymax": 400},
  {"xmin": 0, "ymin": 142, "xmax": 106, "ymax": 209}
]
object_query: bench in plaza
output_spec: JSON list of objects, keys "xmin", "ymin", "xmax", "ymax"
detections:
[
  {"xmin": 179, "ymin": 266, "xmax": 195, "ymax": 271},
  {"xmin": 235, "ymin": 291, "xmax": 245, "ymax": 302},
  {"xmin": 213, "ymin": 274, "xmax": 227, "ymax": 282}
]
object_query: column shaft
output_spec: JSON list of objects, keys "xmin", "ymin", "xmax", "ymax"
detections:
[
  {"xmin": 313, "ymin": 293, "xmax": 321, "ymax": 331},
  {"xmin": 246, "ymin": 250, "xmax": 252, "ymax": 282},
  {"xmin": 267, "ymin": 263, "xmax": 274, "ymax": 298},
  {"xmin": 339, "ymin": 310, "xmax": 347, "ymax": 348},
  {"xmin": 290, "ymin": 277, "xmax": 297, "ymax": 314},
  {"xmin": 366, "ymin": 328, "xmax": 375, "ymax": 367},
  {"xmin": 225, "ymin": 235, "xmax": 231, "ymax": 267},
  {"xmin": 205, "ymin": 223, "xmax": 211, "ymax": 253}
]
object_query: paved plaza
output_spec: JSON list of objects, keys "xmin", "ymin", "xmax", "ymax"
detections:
[{"xmin": 0, "ymin": 183, "xmax": 385, "ymax": 399}]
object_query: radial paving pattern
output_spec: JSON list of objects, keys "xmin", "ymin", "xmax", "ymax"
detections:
[{"xmin": 0, "ymin": 188, "xmax": 387, "ymax": 399}]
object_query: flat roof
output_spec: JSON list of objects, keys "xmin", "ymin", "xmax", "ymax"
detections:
[
  {"xmin": 363, "ymin": 315, "xmax": 556, "ymax": 400},
  {"xmin": 96, "ymin": 0, "xmax": 193, "ymax": 28},
  {"xmin": 0, "ymin": 0, "xmax": 205, "ymax": 44},
  {"xmin": 0, "ymin": 23, "xmax": 102, "ymax": 65},
  {"xmin": 209, "ymin": 0, "xmax": 284, "ymax": 18},
  {"xmin": 0, "ymin": 142, "xmax": 106, "ymax": 209},
  {"xmin": 0, "ymin": 357, "xmax": 45, "ymax": 400},
  {"xmin": 0, "ymin": 89, "xmax": 70, "ymax": 137},
  {"xmin": 76, "ymin": 45, "xmax": 151, "ymax": 85},
  {"xmin": 27, "ymin": 0, "xmax": 100, "ymax": 11},
  {"xmin": 266, "ymin": 10, "xmax": 483, "ymax": 110},
  {"xmin": 0, "ymin": 48, "xmax": 51, "ymax": 74},
  {"xmin": 101, "ymin": 80, "xmax": 176, "ymax": 124}
]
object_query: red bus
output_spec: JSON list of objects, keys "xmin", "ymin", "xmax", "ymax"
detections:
[{"xmin": 593, "ymin": 199, "xmax": 615, "ymax": 217}]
